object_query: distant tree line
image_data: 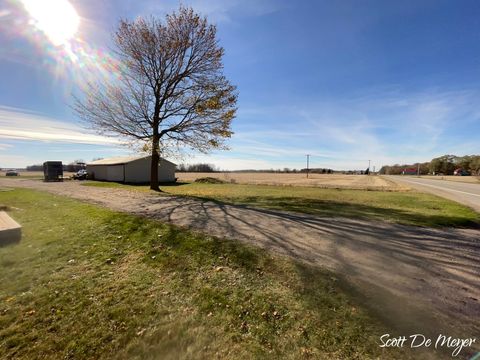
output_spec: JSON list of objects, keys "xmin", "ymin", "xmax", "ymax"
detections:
[
  {"xmin": 176, "ymin": 163, "xmax": 218, "ymax": 172},
  {"xmin": 26, "ymin": 160, "xmax": 86, "ymax": 173},
  {"xmin": 176, "ymin": 165, "xmax": 336, "ymax": 173},
  {"xmin": 233, "ymin": 169, "xmax": 301, "ymax": 173},
  {"xmin": 25, "ymin": 164, "xmax": 43, "ymax": 171},
  {"xmin": 378, "ymin": 162, "xmax": 429, "ymax": 176},
  {"xmin": 235, "ymin": 168, "xmax": 334, "ymax": 173},
  {"xmin": 379, "ymin": 154, "xmax": 480, "ymax": 175},
  {"xmin": 301, "ymin": 168, "xmax": 334, "ymax": 174}
]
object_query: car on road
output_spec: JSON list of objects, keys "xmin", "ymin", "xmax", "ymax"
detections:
[{"xmin": 5, "ymin": 170, "xmax": 18, "ymax": 176}]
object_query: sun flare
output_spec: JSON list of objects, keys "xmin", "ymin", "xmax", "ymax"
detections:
[{"xmin": 19, "ymin": 0, "xmax": 80, "ymax": 46}]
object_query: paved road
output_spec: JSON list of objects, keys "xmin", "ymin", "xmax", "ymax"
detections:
[
  {"xmin": 1, "ymin": 178, "xmax": 479, "ymax": 349},
  {"xmin": 387, "ymin": 176, "xmax": 480, "ymax": 212}
]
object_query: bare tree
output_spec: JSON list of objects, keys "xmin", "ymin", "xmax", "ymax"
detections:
[{"xmin": 74, "ymin": 7, "xmax": 237, "ymax": 191}]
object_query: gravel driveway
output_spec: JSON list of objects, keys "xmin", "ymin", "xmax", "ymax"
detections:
[{"xmin": 2, "ymin": 179, "xmax": 479, "ymax": 344}]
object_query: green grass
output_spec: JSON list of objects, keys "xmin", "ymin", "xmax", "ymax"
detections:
[
  {"xmin": 82, "ymin": 181, "xmax": 480, "ymax": 227},
  {"xmin": 0, "ymin": 188, "xmax": 416, "ymax": 359}
]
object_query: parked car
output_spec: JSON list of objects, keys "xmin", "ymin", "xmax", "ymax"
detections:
[
  {"xmin": 454, "ymin": 168, "xmax": 471, "ymax": 176},
  {"xmin": 72, "ymin": 169, "xmax": 88, "ymax": 180},
  {"xmin": 5, "ymin": 170, "xmax": 18, "ymax": 176}
]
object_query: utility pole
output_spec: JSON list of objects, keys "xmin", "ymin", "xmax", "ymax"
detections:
[
  {"xmin": 417, "ymin": 163, "xmax": 420, "ymax": 177},
  {"xmin": 306, "ymin": 154, "xmax": 310, "ymax": 178},
  {"xmin": 368, "ymin": 159, "xmax": 371, "ymax": 175}
]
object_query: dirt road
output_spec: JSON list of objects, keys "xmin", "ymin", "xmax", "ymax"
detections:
[{"xmin": 2, "ymin": 179, "xmax": 479, "ymax": 346}]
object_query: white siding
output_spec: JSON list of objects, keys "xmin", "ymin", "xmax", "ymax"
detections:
[
  {"xmin": 124, "ymin": 158, "xmax": 175, "ymax": 183},
  {"xmin": 87, "ymin": 156, "xmax": 175, "ymax": 183},
  {"xmin": 87, "ymin": 165, "xmax": 107, "ymax": 181},
  {"xmin": 87, "ymin": 164, "xmax": 124, "ymax": 181},
  {"xmin": 124, "ymin": 158, "xmax": 149, "ymax": 183},
  {"xmin": 158, "ymin": 159, "xmax": 176, "ymax": 182},
  {"xmin": 106, "ymin": 165, "xmax": 124, "ymax": 182}
]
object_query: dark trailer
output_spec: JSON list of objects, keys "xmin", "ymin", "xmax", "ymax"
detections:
[{"xmin": 43, "ymin": 161, "xmax": 63, "ymax": 182}]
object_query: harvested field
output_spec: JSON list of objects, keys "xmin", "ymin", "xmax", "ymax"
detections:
[{"xmin": 177, "ymin": 172, "xmax": 402, "ymax": 190}]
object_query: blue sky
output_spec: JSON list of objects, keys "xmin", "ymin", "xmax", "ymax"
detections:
[{"xmin": 0, "ymin": 0, "xmax": 479, "ymax": 170}]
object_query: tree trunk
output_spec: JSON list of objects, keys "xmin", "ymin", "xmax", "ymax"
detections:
[{"xmin": 150, "ymin": 135, "xmax": 160, "ymax": 191}]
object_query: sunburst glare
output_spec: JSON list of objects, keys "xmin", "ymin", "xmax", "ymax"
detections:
[
  {"xmin": 19, "ymin": 0, "xmax": 80, "ymax": 47},
  {"xmin": 4, "ymin": 0, "xmax": 123, "ymax": 91}
]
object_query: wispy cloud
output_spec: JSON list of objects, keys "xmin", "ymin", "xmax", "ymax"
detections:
[
  {"xmin": 0, "ymin": 106, "xmax": 124, "ymax": 146},
  {"xmin": 46, "ymin": 147, "xmax": 126, "ymax": 153},
  {"xmin": 0, "ymin": 143, "xmax": 13, "ymax": 150},
  {"xmin": 141, "ymin": 0, "xmax": 280, "ymax": 23},
  {"xmin": 217, "ymin": 88, "xmax": 480, "ymax": 170},
  {"xmin": 1, "ymin": 87, "xmax": 478, "ymax": 170}
]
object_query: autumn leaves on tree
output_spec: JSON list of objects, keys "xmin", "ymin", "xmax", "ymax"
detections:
[{"xmin": 74, "ymin": 7, "xmax": 237, "ymax": 191}]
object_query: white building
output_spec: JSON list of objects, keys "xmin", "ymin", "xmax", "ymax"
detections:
[{"xmin": 87, "ymin": 155, "xmax": 176, "ymax": 183}]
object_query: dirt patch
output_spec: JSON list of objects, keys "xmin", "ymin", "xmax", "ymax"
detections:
[{"xmin": 194, "ymin": 177, "xmax": 226, "ymax": 184}]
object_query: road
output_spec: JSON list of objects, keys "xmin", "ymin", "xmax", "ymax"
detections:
[
  {"xmin": 387, "ymin": 176, "xmax": 480, "ymax": 212},
  {"xmin": 1, "ymin": 178, "xmax": 479, "ymax": 349}
]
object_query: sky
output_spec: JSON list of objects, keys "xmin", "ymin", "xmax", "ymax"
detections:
[{"xmin": 0, "ymin": 0, "xmax": 479, "ymax": 171}]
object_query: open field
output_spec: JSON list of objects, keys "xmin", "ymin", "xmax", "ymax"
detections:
[
  {"xmin": 82, "ymin": 181, "xmax": 479, "ymax": 227},
  {"xmin": 177, "ymin": 172, "xmax": 403, "ymax": 190},
  {"xmin": 5, "ymin": 172, "xmax": 479, "ymax": 185},
  {"xmin": 0, "ymin": 188, "xmax": 416, "ymax": 359}
]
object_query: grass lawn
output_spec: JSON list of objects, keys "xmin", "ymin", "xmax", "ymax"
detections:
[
  {"xmin": 0, "ymin": 189, "xmax": 413, "ymax": 359},
  {"xmin": 82, "ymin": 181, "xmax": 480, "ymax": 227}
]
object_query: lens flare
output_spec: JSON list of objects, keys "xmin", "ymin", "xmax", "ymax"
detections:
[
  {"xmin": 2, "ymin": 0, "xmax": 123, "ymax": 94},
  {"xmin": 19, "ymin": 0, "xmax": 80, "ymax": 46}
]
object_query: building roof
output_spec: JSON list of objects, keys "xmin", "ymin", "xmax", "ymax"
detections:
[{"xmin": 87, "ymin": 155, "xmax": 176, "ymax": 166}]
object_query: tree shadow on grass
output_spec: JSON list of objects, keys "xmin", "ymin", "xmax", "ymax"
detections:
[
  {"xmin": 97, "ymin": 211, "xmax": 400, "ymax": 358},
  {"xmin": 131, "ymin": 193, "xmax": 480, "ymax": 344},
  {"xmin": 178, "ymin": 194, "xmax": 480, "ymax": 229},
  {"xmin": 58, "ymin": 184, "xmax": 480, "ymax": 355},
  {"xmin": 98, "ymin": 206, "xmax": 471, "ymax": 359},
  {"xmin": 35, "ymin": 187, "xmax": 478, "ymax": 359},
  {"xmin": 100, "ymin": 210, "xmax": 263, "ymax": 274}
]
